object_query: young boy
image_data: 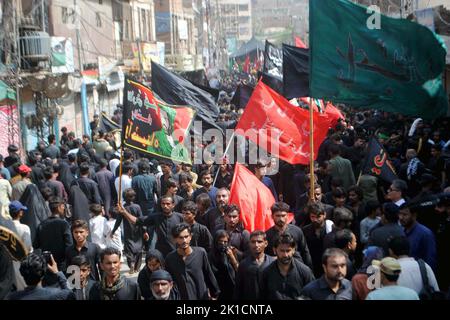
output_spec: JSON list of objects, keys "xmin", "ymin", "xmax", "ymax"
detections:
[
  {"xmin": 69, "ymin": 255, "xmax": 97, "ymax": 300},
  {"xmin": 112, "ymin": 188, "xmax": 144, "ymax": 274},
  {"xmin": 9, "ymin": 200, "xmax": 32, "ymax": 252},
  {"xmin": 104, "ymin": 207, "xmax": 123, "ymax": 254},
  {"xmin": 65, "ymin": 220, "xmax": 101, "ymax": 281},
  {"xmin": 360, "ymin": 200, "xmax": 382, "ymax": 248},
  {"xmin": 181, "ymin": 201, "xmax": 212, "ymax": 252},
  {"xmin": 89, "ymin": 204, "xmax": 107, "ymax": 249}
]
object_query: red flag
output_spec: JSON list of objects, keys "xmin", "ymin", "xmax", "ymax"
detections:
[
  {"xmin": 295, "ymin": 36, "xmax": 307, "ymax": 49},
  {"xmin": 324, "ymin": 102, "xmax": 345, "ymax": 128},
  {"xmin": 243, "ymin": 55, "xmax": 250, "ymax": 73},
  {"xmin": 229, "ymin": 163, "xmax": 294, "ymax": 232},
  {"xmin": 299, "ymin": 97, "xmax": 320, "ymax": 112},
  {"xmin": 235, "ymin": 81, "xmax": 331, "ymax": 164}
]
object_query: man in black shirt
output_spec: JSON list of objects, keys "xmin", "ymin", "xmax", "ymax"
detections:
[
  {"xmin": 260, "ymin": 233, "xmax": 315, "ymax": 299},
  {"xmin": 69, "ymin": 255, "xmax": 97, "ymax": 300},
  {"xmin": 71, "ymin": 162, "xmax": 102, "ymax": 205},
  {"xmin": 33, "ymin": 197, "xmax": 73, "ymax": 270},
  {"xmin": 300, "ymin": 248, "xmax": 352, "ymax": 300},
  {"xmin": 203, "ymin": 188, "xmax": 229, "ymax": 233},
  {"xmin": 90, "ymin": 247, "xmax": 140, "ymax": 300},
  {"xmin": 65, "ymin": 220, "xmax": 101, "ymax": 281},
  {"xmin": 181, "ymin": 201, "xmax": 213, "ymax": 251},
  {"xmin": 302, "ymin": 203, "xmax": 332, "ymax": 277},
  {"xmin": 7, "ymin": 252, "xmax": 75, "ymax": 300},
  {"xmin": 119, "ymin": 195, "xmax": 184, "ymax": 257},
  {"xmin": 265, "ymin": 202, "xmax": 313, "ymax": 269},
  {"xmin": 234, "ymin": 230, "xmax": 275, "ymax": 300},
  {"xmin": 165, "ymin": 223, "xmax": 220, "ymax": 300},
  {"xmin": 43, "ymin": 134, "xmax": 61, "ymax": 160}
]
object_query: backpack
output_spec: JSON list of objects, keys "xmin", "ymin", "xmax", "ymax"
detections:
[{"xmin": 417, "ymin": 259, "xmax": 445, "ymax": 300}]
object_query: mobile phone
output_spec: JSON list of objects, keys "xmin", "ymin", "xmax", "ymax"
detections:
[{"xmin": 42, "ymin": 251, "xmax": 52, "ymax": 264}]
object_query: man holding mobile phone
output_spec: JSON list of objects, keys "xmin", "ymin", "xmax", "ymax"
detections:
[{"xmin": 6, "ymin": 252, "xmax": 75, "ymax": 300}]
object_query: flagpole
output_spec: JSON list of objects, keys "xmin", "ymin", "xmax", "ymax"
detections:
[
  {"xmin": 117, "ymin": 145, "xmax": 124, "ymax": 207},
  {"xmin": 309, "ymin": 98, "xmax": 315, "ymax": 201},
  {"xmin": 213, "ymin": 132, "xmax": 235, "ymax": 187}
]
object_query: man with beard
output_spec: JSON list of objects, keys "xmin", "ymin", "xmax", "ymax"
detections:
[
  {"xmin": 398, "ymin": 204, "xmax": 437, "ymax": 271},
  {"xmin": 193, "ymin": 170, "xmax": 219, "ymax": 207},
  {"xmin": 260, "ymin": 233, "xmax": 315, "ymax": 299},
  {"xmin": 265, "ymin": 202, "xmax": 313, "ymax": 269},
  {"xmin": 222, "ymin": 204, "xmax": 249, "ymax": 260},
  {"xmin": 90, "ymin": 247, "xmax": 140, "ymax": 300},
  {"xmin": 300, "ymin": 248, "xmax": 352, "ymax": 300},
  {"xmin": 202, "ymin": 188, "xmax": 230, "ymax": 234},
  {"xmin": 149, "ymin": 269, "xmax": 180, "ymax": 300},
  {"xmin": 165, "ymin": 223, "xmax": 220, "ymax": 300},
  {"xmin": 302, "ymin": 203, "xmax": 334, "ymax": 277},
  {"xmin": 119, "ymin": 195, "xmax": 183, "ymax": 257},
  {"xmin": 234, "ymin": 230, "xmax": 275, "ymax": 300}
]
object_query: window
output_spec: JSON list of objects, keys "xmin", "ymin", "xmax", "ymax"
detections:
[
  {"xmin": 124, "ymin": 20, "xmax": 130, "ymax": 40},
  {"xmin": 238, "ymin": 4, "xmax": 249, "ymax": 12},
  {"xmin": 62, "ymin": 7, "xmax": 75, "ymax": 24},
  {"xmin": 141, "ymin": 9, "xmax": 148, "ymax": 41},
  {"xmin": 95, "ymin": 12, "xmax": 102, "ymax": 28},
  {"xmin": 62, "ymin": 7, "xmax": 68, "ymax": 24},
  {"xmin": 238, "ymin": 16, "xmax": 250, "ymax": 24}
]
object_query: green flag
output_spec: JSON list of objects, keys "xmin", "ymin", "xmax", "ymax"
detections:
[
  {"xmin": 309, "ymin": 0, "xmax": 448, "ymax": 119},
  {"xmin": 122, "ymin": 79, "xmax": 195, "ymax": 164}
]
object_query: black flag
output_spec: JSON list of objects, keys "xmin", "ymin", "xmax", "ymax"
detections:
[
  {"xmin": 262, "ymin": 41, "xmax": 284, "ymax": 95},
  {"xmin": 151, "ymin": 61, "xmax": 222, "ymax": 133},
  {"xmin": 98, "ymin": 112, "xmax": 120, "ymax": 133},
  {"xmin": 361, "ymin": 138, "xmax": 397, "ymax": 183},
  {"xmin": 282, "ymin": 43, "xmax": 310, "ymax": 99},
  {"xmin": 231, "ymin": 83, "xmax": 254, "ymax": 109}
]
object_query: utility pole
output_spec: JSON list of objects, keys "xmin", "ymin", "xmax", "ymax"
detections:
[
  {"xmin": 41, "ymin": 0, "xmax": 45, "ymax": 32},
  {"xmin": 136, "ymin": 37, "xmax": 144, "ymax": 79},
  {"xmin": 12, "ymin": 0, "xmax": 27, "ymax": 153},
  {"xmin": 74, "ymin": 0, "xmax": 83, "ymax": 73}
]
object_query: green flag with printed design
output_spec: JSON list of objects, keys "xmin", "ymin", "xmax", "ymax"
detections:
[{"xmin": 309, "ymin": 0, "xmax": 448, "ymax": 119}]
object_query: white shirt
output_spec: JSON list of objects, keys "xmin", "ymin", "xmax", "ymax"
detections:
[
  {"xmin": 89, "ymin": 215, "xmax": 107, "ymax": 250},
  {"xmin": 114, "ymin": 174, "xmax": 132, "ymax": 204},
  {"xmin": 67, "ymin": 148, "xmax": 79, "ymax": 155},
  {"xmin": 12, "ymin": 220, "xmax": 32, "ymax": 252},
  {"xmin": 104, "ymin": 219, "xmax": 123, "ymax": 252},
  {"xmin": 394, "ymin": 198, "xmax": 406, "ymax": 207},
  {"xmin": 397, "ymin": 257, "xmax": 440, "ymax": 293},
  {"xmin": 109, "ymin": 158, "xmax": 120, "ymax": 177}
]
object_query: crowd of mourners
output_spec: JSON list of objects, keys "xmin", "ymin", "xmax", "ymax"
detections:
[{"xmin": 1, "ymin": 76, "xmax": 450, "ymax": 300}]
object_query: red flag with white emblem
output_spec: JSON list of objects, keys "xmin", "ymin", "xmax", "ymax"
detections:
[{"xmin": 235, "ymin": 81, "xmax": 331, "ymax": 164}]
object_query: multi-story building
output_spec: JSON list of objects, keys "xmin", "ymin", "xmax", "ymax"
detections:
[
  {"xmin": 219, "ymin": 0, "xmax": 253, "ymax": 51},
  {"xmin": 251, "ymin": 0, "xmax": 308, "ymax": 45},
  {"xmin": 154, "ymin": 0, "xmax": 201, "ymax": 71},
  {"xmin": 113, "ymin": 0, "xmax": 160, "ymax": 74}
]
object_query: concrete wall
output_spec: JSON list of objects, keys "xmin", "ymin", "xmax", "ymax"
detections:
[{"xmin": 49, "ymin": 0, "xmax": 117, "ymax": 67}]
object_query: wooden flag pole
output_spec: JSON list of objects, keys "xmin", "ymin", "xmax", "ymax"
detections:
[
  {"xmin": 213, "ymin": 132, "xmax": 235, "ymax": 187},
  {"xmin": 117, "ymin": 145, "xmax": 124, "ymax": 206},
  {"xmin": 309, "ymin": 98, "xmax": 315, "ymax": 201}
]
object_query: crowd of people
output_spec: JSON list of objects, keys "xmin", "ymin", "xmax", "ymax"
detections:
[{"xmin": 1, "ymin": 85, "xmax": 450, "ymax": 301}]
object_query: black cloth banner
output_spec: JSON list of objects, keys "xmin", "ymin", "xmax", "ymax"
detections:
[
  {"xmin": 282, "ymin": 43, "xmax": 310, "ymax": 99},
  {"xmin": 151, "ymin": 61, "xmax": 223, "ymax": 133},
  {"xmin": 361, "ymin": 138, "xmax": 397, "ymax": 183}
]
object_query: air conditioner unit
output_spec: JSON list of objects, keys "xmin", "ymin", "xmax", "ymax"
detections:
[{"xmin": 20, "ymin": 31, "xmax": 51, "ymax": 62}]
